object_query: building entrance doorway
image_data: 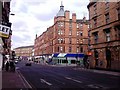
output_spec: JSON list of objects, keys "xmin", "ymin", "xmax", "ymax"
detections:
[
  {"xmin": 106, "ymin": 48, "xmax": 111, "ymax": 69},
  {"xmin": 94, "ymin": 50, "xmax": 99, "ymax": 67}
]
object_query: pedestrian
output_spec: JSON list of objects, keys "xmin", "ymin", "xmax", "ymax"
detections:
[
  {"xmin": 5, "ymin": 61, "xmax": 9, "ymax": 71},
  {"xmin": 9, "ymin": 61, "xmax": 15, "ymax": 72},
  {"xmin": 83, "ymin": 55, "xmax": 88, "ymax": 69},
  {"xmin": 86, "ymin": 59, "xmax": 90, "ymax": 69}
]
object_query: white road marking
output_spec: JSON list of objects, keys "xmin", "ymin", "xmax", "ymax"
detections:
[
  {"xmin": 16, "ymin": 67, "xmax": 19, "ymax": 70},
  {"xmin": 65, "ymin": 77, "xmax": 82, "ymax": 83},
  {"xmin": 17, "ymin": 70, "xmax": 32, "ymax": 88},
  {"xmin": 40, "ymin": 79, "xmax": 52, "ymax": 86},
  {"xmin": 87, "ymin": 84, "xmax": 100, "ymax": 88},
  {"xmin": 87, "ymin": 84, "xmax": 106, "ymax": 88}
]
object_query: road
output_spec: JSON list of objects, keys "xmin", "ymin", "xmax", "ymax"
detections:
[{"xmin": 16, "ymin": 60, "xmax": 120, "ymax": 90}]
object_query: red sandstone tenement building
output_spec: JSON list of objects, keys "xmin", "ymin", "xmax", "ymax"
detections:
[
  {"xmin": 87, "ymin": 1, "xmax": 120, "ymax": 70},
  {"xmin": 34, "ymin": 3, "xmax": 89, "ymax": 64}
]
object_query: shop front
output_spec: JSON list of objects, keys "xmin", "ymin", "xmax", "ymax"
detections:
[{"xmin": 52, "ymin": 53, "xmax": 84, "ymax": 65}]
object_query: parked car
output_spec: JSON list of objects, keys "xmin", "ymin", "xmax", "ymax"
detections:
[
  {"xmin": 25, "ymin": 61, "xmax": 31, "ymax": 66},
  {"xmin": 14, "ymin": 60, "xmax": 18, "ymax": 64}
]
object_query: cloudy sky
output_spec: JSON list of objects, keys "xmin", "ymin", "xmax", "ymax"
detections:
[{"xmin": 9, "ymin": 0, "xmax": 89, "ymax": 49}]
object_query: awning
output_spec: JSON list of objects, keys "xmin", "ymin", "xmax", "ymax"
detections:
[
  {"xmin": 52, "ymin": 53, "xmax": 59, "ymax": 57},
  {"xmin": 65, "ymin": 54, "xmax": 84, "ymax": 58},
  {"xmin": 52, "ymin": 53, "xmax": 84, "ymax": 58}
]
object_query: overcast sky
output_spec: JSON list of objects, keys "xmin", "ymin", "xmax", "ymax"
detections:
[{"xmin": 10, "ymin": 0, "xmax": 89, "ymax": 49}]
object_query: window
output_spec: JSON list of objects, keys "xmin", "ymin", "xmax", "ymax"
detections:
[
  {"xmin": 69, "ymin": 46, "xmax": 72, "ymax": 52},
  {"xmin": 58, "ymin": 38, "xmax": 60, "ymax": 43},
  {"xmin": 104, "ymin": 29, "xmax": 110, "ymax": 42},
  {"xmin": 58, "ymin": 38, "xmax": 64, "ymax": 44},
  {"xmin": 77, "ymin": 31, "xmax": 79, "ymax": 36},
  {"xmin": 58, "ymin": 30, "xmax": 63, "ymax": 35},
  {"xmin": 94, "ymin": 18, "xmax": 97, "ymax": 28},
  {"xmin": 58, "ymin": 22, "xmax": 64, "ymax": 27},
  {"xmin": 106, "ymin": 32, "xmax": 110, "ymax": 42},
  {"xmin": 93, "ymin": 32, "xmax": 98, "ymax": 44},
  {"xmin": 80, "ymin": 47, "xmax": 83, "ymax": 53},
  {"xmin": 105, "ymin": 1, "xmax": 109, "ymax": 10},
  {"xmin": 58, "ymin": 30, "xmax": 60, "ymax": 35},
  {"xmin": 80, "ymin": 24, "xmax": 83, "ymax": 28},
  {"xmin": 77, "ymin": 47, "xmax": 79, "ymax": 53},
  {"xmin": 115, "ymin": 26, "xmax": 120, "ymax": 40},
  {"xmin": 58, "ymin": 47, "xmax": 59, "ymax": 52},
  {"xmin": 69, "ymin": 38, "xmax": 72, "ymax": 44},
  {"xmin": 80, "ymin": 32, "xmax": 83, "ymax": 36},
  {"xmin": 80, "ymin": 39, "xmax": 83, "ymax": 44},
  {"xmin": 77, "ymin": 39, "xmax": 79, "ymax": 43},
  {"xmin": 77, "ymin": 24, "xmax": 79, "ymax": 28},
  {"xmin": 69, "ymin": 30, "xmax": 72, "ymax": 35},
  {"xmin": 105, "ymin": 13, "xmax": 109, "ymax": 24},
  {"xmin": 117, "ymin": 8, "xmax": 120, "ymax": 20},
  {"xmin": 60, "ymin": 22, "xmax": 64, "ymax": 27},
  {"xmin": 69, "ymin": 23, "xmax": 72, "ymax": 28},
  {"xmin": 93, "ymin": 4, "xmax": 97, "ymax": 15},
  {"xmin": 61, "ymin": 38, "xmax": 64, "ymax": 43},
  {"xmin": 60, "ymin": 46, "xmax": 63, "ymax": 52}
]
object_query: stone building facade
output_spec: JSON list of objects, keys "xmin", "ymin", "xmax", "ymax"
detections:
[
  {"xmin": 87, "ymin": 1, "xmax": 120, "ymax": 70},
  {"xmin": 0, "ymin": 1, "xmax": 12, "ymax": 69},
  {"xmin": 13, "ymin": 45, "xmax": 34, "ymax": 59},
  {"xmin": 0, "ymin": 1, "xmax": 12, "ymax": 55},
  {"xmin": 34, "ymin": 3, "xmax": 89, "ymax": 64}
]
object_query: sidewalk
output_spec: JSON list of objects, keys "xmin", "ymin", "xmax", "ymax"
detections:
[
  {"xmin": 73, "ymin": 67, "xmax": 120, "ymax": 76},
  {"xmin": 2, "ymin": 69, "xmax": 32, "ymax": 90}
]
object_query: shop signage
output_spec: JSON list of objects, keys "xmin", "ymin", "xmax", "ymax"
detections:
[{"xmin": 0, "ymin": 24, "xmax": 10, "ymax": 38}]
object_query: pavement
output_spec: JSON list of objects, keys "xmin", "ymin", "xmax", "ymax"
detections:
[
  {"xmin": 73, "ymin": 67, "xmax": 120, "ymax": 76},
  {"xmin": 2, "ymin": 69, "xmax": 32, "ymax": 90}
]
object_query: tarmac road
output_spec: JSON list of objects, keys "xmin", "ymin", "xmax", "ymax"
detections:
[{"xmin": 16, "ymin": 60, "xmax": 120, "ymax": 90}]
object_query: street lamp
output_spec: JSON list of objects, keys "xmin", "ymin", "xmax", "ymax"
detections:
[{"xmin": 10, "ymin": 13, "xmax": 15, "ymax": 16}]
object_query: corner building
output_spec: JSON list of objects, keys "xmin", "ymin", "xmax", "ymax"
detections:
[
  {"xmin": 34, "ymin": 3, "xmax": 89, "ymax": 65},
  {"xmin": 87, "ymin": 1, "xmax": 120, "ymax": 70}
]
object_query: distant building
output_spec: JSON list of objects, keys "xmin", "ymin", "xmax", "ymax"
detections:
[
  {"xmin": 34, "ymin": 3, "xmax": 89, "ymax": 65},
  {"xmin": 13, "ymin": 45, "xmax": 34, "ymax": 60},
  {"xmin": 87, "ymin": 1, "xmax": 120, "ymax": 70}
]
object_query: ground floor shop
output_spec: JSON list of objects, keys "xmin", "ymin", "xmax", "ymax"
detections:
[
  {"xmin": 52, "ymin": 53, "xmax": 84, "ymax": 65},
  {"xmin": 89, "ymin": 44, "xmax": 120, "ymax": 71}
]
